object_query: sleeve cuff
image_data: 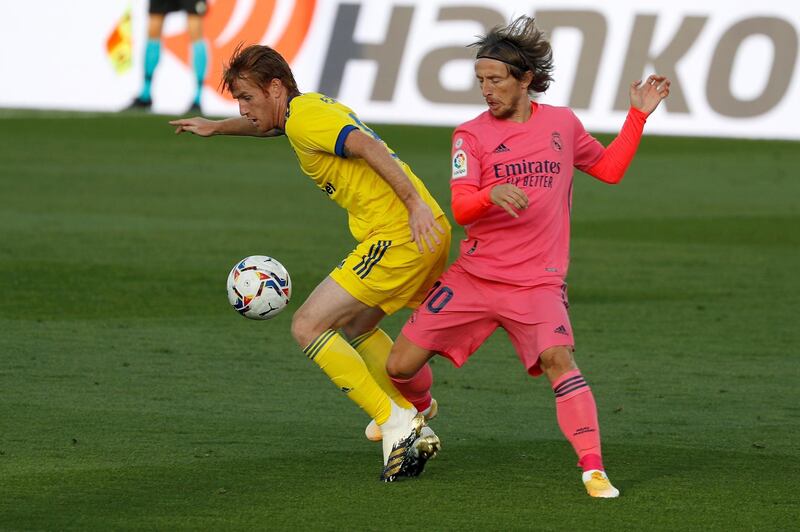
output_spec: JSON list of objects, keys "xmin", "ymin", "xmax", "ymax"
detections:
[
  {"xmin": 629, "ymin": 107, "xmax": 648, "ymax": 121},
  {"xmin": 334, "ymin": 124, "xmax": 358, "ymax": 158}
]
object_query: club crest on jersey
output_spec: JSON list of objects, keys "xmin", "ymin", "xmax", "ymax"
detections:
[
  {"xmin": 551, "ymin": 132, "xmax": 562, "ymax": 152},
  {"xmin": 452, "ymin": 149, "xmax": 468, "ymax": 179}
]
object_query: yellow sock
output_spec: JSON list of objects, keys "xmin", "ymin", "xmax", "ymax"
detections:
[
  {"xmin": 350, "ymin": 328, "xmax": 413, "ymax": 409},
  {"xmin": 304, "ymin": 329, "xmax": 392, "ymax": 424}
]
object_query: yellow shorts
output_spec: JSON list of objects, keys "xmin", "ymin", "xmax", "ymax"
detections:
[{"xmin": 329, "ymin": 216, "xmax": 451, "ymax": 315}]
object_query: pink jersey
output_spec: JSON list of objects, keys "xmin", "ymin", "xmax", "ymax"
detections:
[{"xmin": 450, "ymin": 102, "xmax": 605, "ymax": 286}]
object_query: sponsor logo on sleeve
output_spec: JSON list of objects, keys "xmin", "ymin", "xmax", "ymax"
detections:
[
  {"xmin": 454, "ymin": 137, "xmax": 463, "ymax": 149},
  {"xmin": 452, "ymin": 149, "xmax": 468, "ymax": 179}
]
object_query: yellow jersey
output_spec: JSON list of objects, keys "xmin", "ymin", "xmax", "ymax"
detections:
[{"xmin": 284, "ymin": 92, "xmax": 444, "ymax": 242}]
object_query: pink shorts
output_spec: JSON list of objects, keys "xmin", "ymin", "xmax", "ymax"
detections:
[{"xmin": 401, "ymin": 262, "xmax": 574, "ymax": 376}]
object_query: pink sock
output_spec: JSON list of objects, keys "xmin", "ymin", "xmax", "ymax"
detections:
[
  {"xmin": 552, "ymin": 369, "xmax": 605, "ymax": 472},
  {"xmin": 390, "ymin": 363, "xmax": 433, "ymax": 413}
]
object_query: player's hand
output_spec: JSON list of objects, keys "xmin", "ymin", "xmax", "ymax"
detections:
[
  {"xmin": 490, "ymin": 184, "xmax": 528, "ymax": 218},
  {"xmin": 408, "ymin": 200, "xmax": 446, "ymax": 254},
  {"xmin": 630, "ymin": 75, "xmax": 670, "ymax": 115},
  {"xmin": 169, "ymin": 117, "xmax": 217, "ymax": 136}
]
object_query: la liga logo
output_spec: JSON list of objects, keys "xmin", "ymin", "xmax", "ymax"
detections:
[
  {"xmin": 452, "ymin": 149, "xmax": 467, "ymax": 179},
  {"xmin": 163, "ymin": 0, "xmax": 317, "ymax": 100}
]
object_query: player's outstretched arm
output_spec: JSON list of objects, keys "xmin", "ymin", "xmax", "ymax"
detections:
[
  {"xmin": 585, "ymin": 74, "xmax": 671, "ymax": 184},
  {"xmin": 344, "ymin": 130, "xmax": 445, "ymax": 253},
  {"xmin": 169, "ymin": 116, "xmax": 282, "ymax": 137}
]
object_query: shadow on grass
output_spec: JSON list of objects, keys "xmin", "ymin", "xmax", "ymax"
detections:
[{"xmin": 2, "ymin": 439, "xmax": 796, "ymax": 530}]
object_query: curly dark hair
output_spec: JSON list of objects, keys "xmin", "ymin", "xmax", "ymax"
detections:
[{"xmin": 470, "ymin": 15, "xmax": 554, "ymax": 94}]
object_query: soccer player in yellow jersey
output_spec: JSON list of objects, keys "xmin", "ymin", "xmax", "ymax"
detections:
[{"xmin": 169, "ymin": 45, "xmax": 450, "ymax": 481}]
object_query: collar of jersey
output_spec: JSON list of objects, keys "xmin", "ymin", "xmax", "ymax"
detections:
[{"xmin": 285, "ymin": 93, "xmax": 299, "ymax": 120}]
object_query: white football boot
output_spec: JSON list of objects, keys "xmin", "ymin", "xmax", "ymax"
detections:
[
  {"xmin": 379, "ymin": 401, "xmax": 440, "ymax": 482},
  {"xmin": 365, "ymin": 398, "xmax": 438, "ymax": 442}
]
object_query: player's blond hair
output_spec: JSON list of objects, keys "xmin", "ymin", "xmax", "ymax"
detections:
[
  {"xmin": 471, "ymin": 15, "xmax": 554, "ymax": 94},
  {"xmin": 222, "ymin": 44, "xmax": 300, "ymax": 96}
]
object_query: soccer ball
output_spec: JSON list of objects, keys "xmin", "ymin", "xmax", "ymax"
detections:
[{"xmin": 226, "ymin": 256, "xmax": 292, "ymax": 320}]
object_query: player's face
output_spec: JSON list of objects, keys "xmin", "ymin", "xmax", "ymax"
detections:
[
  {"xmin": 475, "ymin": 58, "xmax": 531, "ymax": 120},
  {"xmin": 231, "ymin": 77, "xmax": 276, "ymax": 132}
]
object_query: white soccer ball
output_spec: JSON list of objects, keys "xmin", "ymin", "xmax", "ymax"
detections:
[{"xmin": 226, "ymin": 256, "xmax": 292, "ymax": 320}]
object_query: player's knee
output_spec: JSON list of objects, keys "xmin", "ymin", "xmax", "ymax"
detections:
[
  {"xmin": 385, "ymin": 356, "xmax": 414, "ymax": 380},
  {"xmin": 187, "ymin": 16, "xmax": 203, "ymax": 41},
  {"xmin": 290, "ymin": 309, "xmax": 316, "ymax": 348},
  {"xmin": 539, "ymin": 346, "xmax": 576, "ymax": 376},
  {"xmin": 386, "ymin": 334, "xmax": 431, "ymax": 379}
]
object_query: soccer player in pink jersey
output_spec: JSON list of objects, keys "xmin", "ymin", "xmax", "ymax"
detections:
[{"xmin": 384, "ymin": 16, "xmax": 670, "ymax": 497}]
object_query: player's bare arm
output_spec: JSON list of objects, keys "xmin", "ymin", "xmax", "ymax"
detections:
[
  {"xmin": 490, "ymin": 183, "xmax": 529, "ymax": 218},
  {"xmin": 169, "ymin": 116, "xmax": 282, "ymax": 137},
  {"xmin": 630, "ymin": 74, "xmax": 671, "ymax": 115},
  {"xmin": 343, "ymin": 130, "xmax": 445, "ymax": 253}
]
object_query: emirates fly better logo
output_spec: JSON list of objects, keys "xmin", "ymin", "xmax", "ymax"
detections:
[{"xmin": 163, "ymin": 0, "xmax": 317, "ymax": 100}]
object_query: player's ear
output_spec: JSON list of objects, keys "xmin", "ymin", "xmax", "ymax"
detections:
[
  {"xmin": 264, "ymin": 78, "xmax": 280, "ymax": 98},
  {"xmin": 521, "ymin": 70, "xmax": 534, "ymax": 92}
]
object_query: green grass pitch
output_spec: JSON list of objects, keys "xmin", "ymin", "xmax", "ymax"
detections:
[{"xmin": 1, "ymin": 110, "xmax": 798, "ymax": 530}]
